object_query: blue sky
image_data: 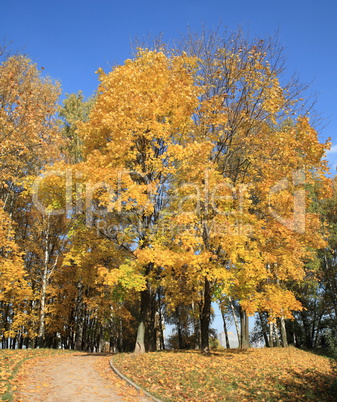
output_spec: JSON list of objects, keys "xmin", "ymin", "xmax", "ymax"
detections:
[
  {"xmin": 2, "ymin": 1, "xmax": 336, "ymax": 165},
  {"xmin": 2, "ymin": 0, "xmax": 337, "ymax": 335}
]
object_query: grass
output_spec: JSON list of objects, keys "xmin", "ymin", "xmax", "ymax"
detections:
[
  {"xmin": 111, "ymin": 347, "xmax": 337, "ymax": 401},
  {"xmin": 2, "ymin": 346, "xmax": 336, "ymax": 401},
  {"xmin": 0, "ymin": 348, "xmax": 72, "ymax": 402}
]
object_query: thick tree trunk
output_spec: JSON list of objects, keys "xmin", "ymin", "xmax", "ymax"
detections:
[
  {"xmin": 19, "ymin": 334, "xmax": 24, "ymax": 349},
  {"xmin": 134, "ymin": 260, "xmax": 158, "ymax": 353},
  {"xmin": 200, "ymin": 278, "xmax": 211, "ymax": 353},
  {"xmin": 134, "ymin": 321, "xmax": 146, "ymax": 354},
  {"xmin": 258, "ymin": 312, "xmax": 270, "ymax": 347},
  {"xmin": 147, "ymin": 290, "xmax": 157, "ymax": 352},
  {"xmin": 274, "ymin": 324, "xmax": 281, "ymax": 347},
  {"xmin": 240, "ymin": 308, "xmax": 250, "ymax": 349},
  {"xmin": 279, "ymin": 316, "xmax": 288, "ymax": 347},
  {"xmin": 301, "ymin": 311, "xmax": 313, "ymax": 348},
  {"xmin": 134, "ymin": 285, "xmax": 151, "ymax": 353}
]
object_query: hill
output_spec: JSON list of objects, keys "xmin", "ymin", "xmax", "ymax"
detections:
[{"xmin": 111, "ymin": 347, "xmax": 337, "ymax": 401}]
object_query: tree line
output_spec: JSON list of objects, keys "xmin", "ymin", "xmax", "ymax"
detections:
[{"xmin": 0, "ymin": 29, "xmax": 336, "ymax": 354}]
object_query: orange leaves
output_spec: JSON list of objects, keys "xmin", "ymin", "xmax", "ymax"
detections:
[
  {"xmin": 32, "ymin": 40, "xmax": 331, "ymax": 343},
  {"xmin": 0, "ymin": 349, "xmax": 72, "ymax": 401},
  {"xmin": 241, "ymin": 285, "xmax": 303, "ymax": 321},
  {"xmin": 0, "ymin": 55, "xmax": 61, "ymax": 186},
  {"xmin": 0, "ymin": 203, "xmax": 31, "ymax": 308},
  {"xmin": 0, "ymin": 54, "xmax": 63, "ymax": 343},
  {"xmin": 112, "ymin": 348, "xmax": 337, "ymax": 401},
  {"xmin": 82, "ymin": 49, "xmax": 199, "ymax": 159},
  {"xmin": 102, "ymin": 262, "xmax": 146, "ymax": 291}
]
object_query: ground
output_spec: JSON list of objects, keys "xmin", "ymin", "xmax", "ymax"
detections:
[{"xmin": 14, "ymin": 352, "xmax": 152, "ymax": 402}]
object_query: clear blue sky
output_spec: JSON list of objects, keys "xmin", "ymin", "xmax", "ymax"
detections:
[
  {"xmin": 2, "ymin": 0, "xmax": 336, "ymax": 159},
  {"xmin": 2, "ymin": 0, "xmax": 337, "ymax": 335}
]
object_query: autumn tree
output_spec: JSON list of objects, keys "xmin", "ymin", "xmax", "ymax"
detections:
[
  {"xmin": 0, "ymin": 52, "xmax": 61, "ymax": 346},
  {"xmin": 0, "ymin": 54, "xmax": 60, "ymax": 191},
  {"xmin": 178, "ymin": 31, "xmax": 330, "ymax": 350},
  {"xmin": 12, "ymin": 29, "xmax": 330, "ymax": 354},
  {"xmin": 73, "ymin": 49, "xmax": 200, "ymax": 353},
  {"xmin": 287, "ymin": 176, "xmax": 337, "ymax": 349},
  {"xmin": 74, "ymin": 31, "xmax": 330, "ymax": 353},
  {"xmin": 58, "ymin": 91, "xmax": 94, "ymax": 163},
  {"xmin": 135, "ymin": 29, "xmax": 330, "ymax": 352},
  {"xmin": 0, "ymin": 203, "xmax": 32, "ymax": 347}
]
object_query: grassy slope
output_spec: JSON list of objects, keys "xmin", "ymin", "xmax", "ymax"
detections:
[{"xmin": 111, "ymin": 347, "xmax": 337, "ymax": 401}]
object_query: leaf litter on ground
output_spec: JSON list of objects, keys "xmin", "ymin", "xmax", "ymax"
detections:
[
  {"xmin": 111, "ymin": 346, "xmax": 337, "ymax": 401},
  {"xmin": 0, "ymin": 348, "xmax": 73, "ymax": 401}
]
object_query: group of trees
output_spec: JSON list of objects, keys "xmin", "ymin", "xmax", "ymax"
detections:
[{"xmin": 0, "ymin": 30, "xmax": 335, "ymax": 354}]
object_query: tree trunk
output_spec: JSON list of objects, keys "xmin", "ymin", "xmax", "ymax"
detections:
[
  {"xmin": 176, "ymin": 306, "xmax": 184, "ymax": 349},
  {"xmin": 134, "ymin": 321, "xmax": 146, "ymax": 354},
  {"xmin": 258, "ymin": 312, "xmax": 270, "ymax": 347},
  {"xmin": 18, "ymin": 334, "xmax": 23, "ymax": 349},
  {"xmin": 37, "ymin": 267, "xmax": 48, "ymax": 348},
  {"xmin": 269, "ymin": 321, "xmax": 274, "ymax": 347},
  {"xmin": 75, "ymin": 281, "xmax": 84, "ymax": 350},
  {"xmin": 37, "ymin": 217, "xmax": 60, "ymax": 349},
  {"xmin": 301, "ymin": 311, "xmax": 313, "ymax": 348},
  {"xmin": 155, "ymin": 312, "xmax": 161, "ymax": 350},
  {"xmin": 200, "ymin": 278, "xmax": 211, "ymax": 353},
  {"xmin": 223, "ymin": 317, "xmax": 230, "ymax": 349},
  {"xmin": 314, "ymin": 312, "xmax": 324, "ymax": 348},
  {"xmin": 158, "ymin": 304, "xmax": 165, "ymax": 350},
  {"xmin": 192, "ymin": 301, "xmax": 200, "ymax": 349},
  {"xmin": 134, "ymin": 285, "xmax": 150, "ymax": 353},
  {"xmin": 240, "ymin": 308, "xmax": 250, "ymax": 349},
  {"xmin": 147, "ymin": 290, "xmax": 157, "ymax": 352},
  {"xmin": 274, "ymin": 324, "xmax": 281, "ymax": 347},
  {"xmin": 221, "ymin": 308, "xmax": 230, "ymax": 349},
  {"xmin": 229, "ymin": 297, "xmax": 240, "ymax": 348},
  {"xmin": 279, "ymin": 316, "xmax": 288, "ymax": 347}
]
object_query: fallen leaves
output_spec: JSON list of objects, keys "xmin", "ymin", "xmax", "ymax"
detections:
[
  {"xmin": 4, "ymin": 347, "xmax": 336, "ymax": 401},
  {"xmin": 0, "ymin": 348, "xmax": 72, "ymax": 401},
  {"xmin": 93, "ymin": 354, "xmax": 150, "ymax": 401},
  {"xmin": 111, "ymin": 347, "xmax": 337, "ymax": 401}
]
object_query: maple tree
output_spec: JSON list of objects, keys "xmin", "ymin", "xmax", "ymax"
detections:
[
  {"xmin": 0, "ymin": 54, "xmax": 60, "ymax": 187},
  {"xmin": 52, "ymin": 220, "xmax": 139, "ymax": 351},
  {"xmin": 0, "ymin": 203, "xmax": 31, "ymax": 344},
  {"xmin": 54, "ymin": 31, "xmax": 330, "ymax": 354},
  {"xmin": 0, "ymin": 30, "xmax": 333, "ymax": 355},
  {"xmin": 283, "ymin": 176, "xmax": 337, "ymax": 349},
  {"xmin": 73, "ymin": 48, "xmax": 200, "ymax": 353},
  {"xmin": 0, "ymin": 52, "xmax": 62, "ymax": 347},
  {"xmin": 133, "ymin": 32, "xmax": 330, "ymax": 351},
  {"xmin": 58, "ymin": 91, "xmax": 95, "ymax": 163}
]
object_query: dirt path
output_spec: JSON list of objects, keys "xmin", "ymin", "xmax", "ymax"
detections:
[{"xmin": 14, "ymin": 353, "xmax": 153, "ymax": 402}]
